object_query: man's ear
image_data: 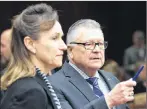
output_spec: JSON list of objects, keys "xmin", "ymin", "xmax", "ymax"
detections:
[
  {"xmin": 24, "ymin": 36, "xmax": 36, "ymax": 54},
  {"xmin": 67, "ymin": 46, "xmax": 73, "ymax": 59}
]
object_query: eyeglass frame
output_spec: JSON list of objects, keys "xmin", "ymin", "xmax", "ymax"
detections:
[{"xmin": 69, "ymin": 41, "xmax": 108, "ymax": 50}]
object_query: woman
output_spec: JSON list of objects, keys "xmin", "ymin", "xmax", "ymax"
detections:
[{"xmin": 0, "ymin": 3, "xmax": 67, "ymax": 109}]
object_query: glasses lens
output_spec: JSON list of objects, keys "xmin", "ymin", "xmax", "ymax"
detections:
[
  {"xmin": 85, "ymin": 42, "xmax": 94, "ymax": 50},
  {"xmin": 85, "ymin": 41, "xmax": 108, "ymax": 50}
]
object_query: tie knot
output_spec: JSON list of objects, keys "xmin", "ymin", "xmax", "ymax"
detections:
[{"xmin": 86, "ymin": 77, "xmax": 98, "ymax": 86}]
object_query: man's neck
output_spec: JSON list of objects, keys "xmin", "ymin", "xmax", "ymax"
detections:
[
  {"xmin": 134, "ymin": 44, "xmax": 145, "ymax": 48},
  {"xmin": 69, "ymin": 61, "xmax": 97, "ymax": 77}
]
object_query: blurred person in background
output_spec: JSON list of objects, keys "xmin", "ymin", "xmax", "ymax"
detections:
[
  {"xmin": 133, "ymin": 61, "xmax": 146, "ymax": 94},
  {"xmin": 139, "ymin": 62, "xmax": 146, "ymax": 86},
  {"xmin": 123, "ymin": 30, "xmax": 146, "ymax": 94},
  {"xmin": 0, "ymin": 28, "xmax": 12, "ymax": 103},
  {"xmin": 123, "ymin": 30, "xmax": 146, "ymax": 77},
  {"xmin": 0, "ymin": 3, "xmax": 67, "ymax": 109},
  {"xmin": 0, "ymin": 28, "xmax": 12, "ymax": 75},
  {"xmin": 102, "ymin": 59, "xmax": 131, "ymax": 82},
  {"xmin": 128, "ymin": 62, "xmax": 146, "ymax": 109}
]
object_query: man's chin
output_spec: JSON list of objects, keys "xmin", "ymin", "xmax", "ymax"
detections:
[{"xmin": 88, "ymin": 65, "xmax": 103, "ymax": 70}]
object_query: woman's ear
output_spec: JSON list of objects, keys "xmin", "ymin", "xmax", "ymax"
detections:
[{"xmin": 24, "ymin": 36, "xmax": 36, "ymax": 54}]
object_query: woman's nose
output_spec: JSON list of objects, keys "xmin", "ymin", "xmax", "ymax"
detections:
[{"xmin": 60, "ymin": 40, "xmax": 67, "ymax": 51}]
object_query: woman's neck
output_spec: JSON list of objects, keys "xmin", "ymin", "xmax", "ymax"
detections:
[{"xmin": 31, "ymin": 56, "xmax": 52, "ymax": 75}]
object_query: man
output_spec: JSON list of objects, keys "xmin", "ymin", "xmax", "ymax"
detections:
[
  {"xmin": 0, "ymin": 28, "xmax": 12, "ymax": 101},
  {"xmin": 0, "ymin": 28, "xmax": 12, "ymax": 74},
  {"xmin": 49, "ymin": 19, "xmax": 136, "ymax": 109},
  {"xmin": 123, "ymin": 30, "xmax": 146, "ymax": 77}
]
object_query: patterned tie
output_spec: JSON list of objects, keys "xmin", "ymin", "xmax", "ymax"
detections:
[
  {"xmin": 36, "ymin": 68, "xmax": 62, "ymax": 109},
  {"xmin": 86, "ymin": 77, "xmax": 104, "ymax": 98}
]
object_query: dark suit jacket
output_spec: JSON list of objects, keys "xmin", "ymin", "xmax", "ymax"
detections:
[
  {"xmin": 49, "ymin": 61, "xmax": 129, "ymax": 109},
  {"xmin": 0, "ymin": 73, "xmax": 56, "ymax": 109}
]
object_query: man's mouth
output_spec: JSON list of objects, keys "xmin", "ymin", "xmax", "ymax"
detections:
[{"xmin": 90, "ymin": 57, "xmax": 101, "ymax": 60}]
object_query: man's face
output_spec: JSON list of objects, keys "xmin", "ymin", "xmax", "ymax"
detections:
[
  {"xmin": 133, "ymin": 31, "xmax": 145, "ymax": 46},
  {"xmin": 69, "ymin": 28, "xmax": 105, "ymax": 73},
  {"xmin": 0, "ymin": 30, "xmax": 11, "ymax": 69}
]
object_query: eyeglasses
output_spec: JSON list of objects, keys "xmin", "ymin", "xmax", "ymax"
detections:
[{"xmin": 70, "ymin": 41, "xmax": 108, "ymax": 50}]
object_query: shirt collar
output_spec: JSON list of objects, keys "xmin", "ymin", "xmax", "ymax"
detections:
[{"xmin": 69, "ymin": 61, "xmax": 100, "ymax": 79}]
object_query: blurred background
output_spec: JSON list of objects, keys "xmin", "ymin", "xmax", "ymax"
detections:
[
  {"xmin": 0, "ymin": 1, "xmax": 146, "ymax": 109},
  {"xmin": 0, "ymin": 1, "xmax": 146, "ymax": 66}
]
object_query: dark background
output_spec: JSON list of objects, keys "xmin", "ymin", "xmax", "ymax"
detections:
[{"xmin": 0, "ymin": 1, "xmax": 146, "ymax": 65}]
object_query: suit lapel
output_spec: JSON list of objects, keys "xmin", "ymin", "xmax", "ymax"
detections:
[
  {"xmin": 62, "ymin": 62, "xmax": 97, "ymax": 101},
  {"xmin": 62, "ymin": 62, "xmax": 126, "ymax": 109},
  {"xmin": 98, "ymin": 70, "xmax": 119, "ymax": 91},
  {"xmin": 98, "ymin": 71, "xmax": 128, "ymax": 109}
]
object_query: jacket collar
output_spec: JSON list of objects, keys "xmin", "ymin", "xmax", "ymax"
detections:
[
  {"xmin": 62, "ymin": 61, "xmax": 118, "ymax": 100},
  {"xmin": 62, "ymin": 61, "xmax": 97, "ymax": 101}
]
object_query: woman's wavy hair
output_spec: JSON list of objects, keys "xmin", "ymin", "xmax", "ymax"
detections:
[{"xmin": 1, "ymin": 3, "xmax": 58, "ymax": 90}]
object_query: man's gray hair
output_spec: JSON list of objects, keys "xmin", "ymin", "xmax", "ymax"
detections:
[{"xmin": 66, "ymin": 19, "xmax": 102, "ymax": 44}]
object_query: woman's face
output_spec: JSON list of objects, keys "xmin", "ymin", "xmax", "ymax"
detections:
[{"xmin": 34, "ymin": 21, "xmax": 67, "ymax": 70}]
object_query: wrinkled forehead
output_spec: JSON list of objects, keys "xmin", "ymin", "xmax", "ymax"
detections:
[{"xmin": 77, "ymin": 28, "xmax": 104, "ymax": 42}]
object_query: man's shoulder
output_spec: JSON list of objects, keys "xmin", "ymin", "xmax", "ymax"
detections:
[
  {"xmin": 125, "ymin": 46, "xmax": 135, "ymax": 53},
  {"xmin": 99, "ymin": 70, "xmax": 115, "ymax": 77},
  {"xmin": 50, "ymin": 69, "xmax": 66, "ymax": 83},
  {"xmin": 52, "ymin": 68, "xmax": 64, "ymax": 77},
  {"xmin": 99, "ymin": 70, "xmax": 120, "ymax": 82},
  {"xmin": 50, "ymin": 61, "xmax": 71, "ymax": 80}
]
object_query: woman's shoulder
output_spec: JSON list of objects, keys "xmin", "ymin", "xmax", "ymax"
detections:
[
  {"xmin": 6, "ymin": 77, "xmax": 45, "ymax": 96},
  {"xmin": 1, "ymin": 77, "xmax": 50, "ymax": 109}
]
